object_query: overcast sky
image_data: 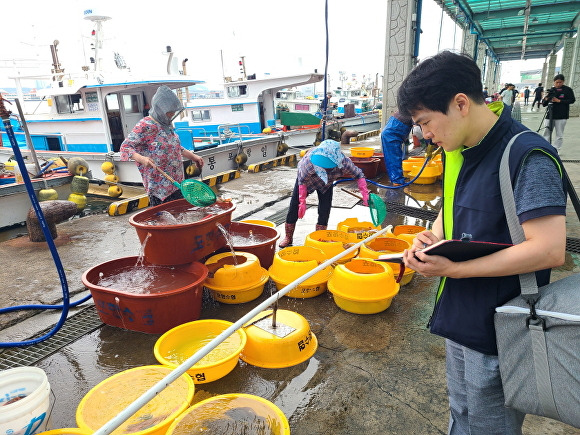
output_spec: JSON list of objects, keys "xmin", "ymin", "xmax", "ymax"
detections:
[{"xmin": 1, "ymin": 0, "xmax": 547, "ymax": 89}]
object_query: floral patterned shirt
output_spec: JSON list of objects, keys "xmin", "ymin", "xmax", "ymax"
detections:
[
  {"xmin": 297, "ymin": 149, "xmax": 364, "ymax": 194},
  {"xmin": 120, "ymin": 117, "xmax": 185, "ymax": 201}
]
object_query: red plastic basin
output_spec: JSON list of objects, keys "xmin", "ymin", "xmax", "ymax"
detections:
[
  {"xmin": 82, "ymin": 256, "xmax": 208, "ymax": 334},
  {"xmin": 129, "ymin": 199, "xmax": 236, "ymax": 265}
]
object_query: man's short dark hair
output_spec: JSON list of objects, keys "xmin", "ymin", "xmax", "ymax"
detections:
[
  {"xmin": 554, "ymin": 74, "xmax": 565, "ymax": 82},
  {"xmin": 397, "ymin": 51, "xmax": 485, "ymax": 118},
  {"xmin": 538, "ymin": 83, "xmax": 542, "ymax": 86}
]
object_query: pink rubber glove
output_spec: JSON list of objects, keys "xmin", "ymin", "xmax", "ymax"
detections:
[
  {"xmin": 357, "ymin": 178, "xmax": 369, "ymax": 206},
  {"xmin": 298, "ymin": 184, "xmax": 308, "ymax": 218}
]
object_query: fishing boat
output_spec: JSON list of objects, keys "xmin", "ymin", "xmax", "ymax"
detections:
[{"xmin": 0, "ymin": 10, "xmax": 296, "ymax": 184}]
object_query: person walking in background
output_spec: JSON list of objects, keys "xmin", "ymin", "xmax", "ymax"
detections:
[
  {"xmin": 380, "ymin": 111, "xmax": 413, "ymax": 185},
  {"xmin": 542, "ymin": 74, "xmax": 576, "ymax": 153},
  {"xmin": 397, "ymin": 50, "xmax": 566, "ymax": 435},
  {"xmin": 531, "ymin": 82, "xmax": 543, "ymax": 110},
  {"xmin": 278, "ymin": 139, "xmax": 369, "ymax": 248},
  {"xmin": 501, "ymin": 83, "xmax": 514, "ymax": 107},
  {"xmin": 120, "ymin": 85, "xmax": 204, "ymax": 206},
  {"xmin": 523, "ymin": 86, "xmax": 530, "ymax": 105},
  {"xmin": 482, "ymin": 87, "xmax": 489, "ymax": 100}
]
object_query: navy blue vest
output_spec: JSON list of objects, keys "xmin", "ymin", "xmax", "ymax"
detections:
[{"xmin": 429, "ymin": 107, "xmax": 562, "ymax": 355}]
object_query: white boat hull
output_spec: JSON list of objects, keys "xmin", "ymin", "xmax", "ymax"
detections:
[{"xmin": 0, "ymin": 176, "xmax": 73, "ymax": 229}]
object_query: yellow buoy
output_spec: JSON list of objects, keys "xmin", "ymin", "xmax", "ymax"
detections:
[
  {"xmin": 108, "ymin": 185, "xmax": 123, "ymax": 197},
  {"xmin": 262, "ymin": 127, "xmax": 272, "ymax": 133},
  {"xmin": 235, "ymin": 153, "xmax": 248, "ymax": 165},
  {"xmin": 300, "ymin": 149, "xmax": 307, "ymax": 157},
  {"xmin": 68, "ymin": 193, "xmax": 87, "ymax": 211},
  {"xmin": 185, "ymin": 163, "xmax": 200, "ymax": 177},
  {"xmin": 100, "ymin": 161, "xmax": 115, "ymax": 175},
  {"xmin": 71, "ymin": 176, "xmax": 90, "ymax": 195},
  {"xmin": 103, "ymin": 174, "xmax": 119, "ymax": 185},
  {"xmin": 38, "ymin": 189, "xmax": 58, "ymax": 201}
]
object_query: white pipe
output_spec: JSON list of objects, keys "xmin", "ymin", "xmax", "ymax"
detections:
[{"xmin": 93, "ymin": 225, "xmax": 392, "ymax": 434}]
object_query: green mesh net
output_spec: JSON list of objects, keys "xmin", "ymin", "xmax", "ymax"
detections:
[
  {"xmin": 368, "ymin": 193, "xmax": 387, "ymax": 226},
  {"xmin": 180, "ymin": 179, "xmax": 217, "ymax": 206}
]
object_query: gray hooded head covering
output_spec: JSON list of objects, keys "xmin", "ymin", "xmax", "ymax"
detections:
[{"xmin": 148, "ymin": 85, "xmax": 184, "ymax": 131}]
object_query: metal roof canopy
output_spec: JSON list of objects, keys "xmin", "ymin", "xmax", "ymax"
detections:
[{"xmin": 435, "ymin": 0, "xmax": 580, "ymax": 61}]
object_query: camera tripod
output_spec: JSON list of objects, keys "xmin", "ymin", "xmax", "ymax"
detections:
[{"xmin": 536, "ymin": 101, "xmax": 554, "ymax": 144}]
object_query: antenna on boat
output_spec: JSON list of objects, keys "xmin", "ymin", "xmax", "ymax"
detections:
[
  {"xmin": 49, "ymin": 40, "xmax": 65, "ymax": 83},
  {"xmin": 83, "ymin": 8, "xmax": 111, "ymax": 72}
]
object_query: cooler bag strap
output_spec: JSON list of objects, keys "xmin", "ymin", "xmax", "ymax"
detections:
[
  {"xmin": 499, "ymin": 130, "xmax": 560, "ymax": 419},
  {"xmin": 499, "ymin": 131, "xmax": 539, "ymax": 300},
  {"xmin": 528, "ymin": 321, "xmax": 560, "ymax": 419}
]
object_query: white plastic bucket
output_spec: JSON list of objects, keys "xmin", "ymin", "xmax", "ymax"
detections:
[
  {"xmin": 0, "ymin": 367, "xmax": 51, "ymax": 435},
  {"xmin": 14, "ymin": 164, "xmax": 37, "ymax": 183}
]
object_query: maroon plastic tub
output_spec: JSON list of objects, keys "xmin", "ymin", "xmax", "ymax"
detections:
[
  {"xmin": 215, "ymin": 221, "xmax": 280, "ymax": 269},
  {"xmin": 373, "ymin": 152, "xmax": 385, "ymax": 175},
  {"xmin": 82, "ymin": 256, "xmax": 208, "ymax": 334},
  {"xmin": 129, "ymin": 199, "xmax": 236, "ymax": 265},
  {"xmin": 350, "ymin": 157, "xmax": 381, "ymax": 179}
]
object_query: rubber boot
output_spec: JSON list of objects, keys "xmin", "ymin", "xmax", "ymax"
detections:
[
  {"xmin": 278, "ymin": 223, "xmax": 296, "ymax": 248},
  {"xmin": 315, "ymin": 224, "xmax": 327, "ymax": 231}
]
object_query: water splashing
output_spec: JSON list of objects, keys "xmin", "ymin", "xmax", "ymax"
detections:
[
  {"xmin": 135, "ymin": 233, "xmax": 151, "ymax": 267},
  {"xmin": 216, "ymin": 223, "xmax": 238, "ymax": 267}
]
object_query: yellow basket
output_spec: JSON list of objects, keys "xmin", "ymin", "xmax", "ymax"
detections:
[
  {"xmin": 269, "ymin": 246, "xmax": 332, "ymax": 298},
  {"xmin": 76, "ymin": 365, "xmax": 194, "ymax": 435},
  {"xmin": 154, "ymin": 319, "xmax": 247, "ymax": 384},
  {"xmin": 204, "ymin": 252, "xmax": 269, "ymax": 304},
  {"xmin": 239, "ymin": 219, "xmax": 277, "ymax": 228},
  {"xmin": 328, "ymin": 258, "xmax": 400, "ymax": 314},
  {"xmin": 350, "ymin": 147, "xmax": 375, "ymax": 158},
  {"xmin": 305, "ymin": 230, "xmax": 358, "ymax": 264},
  {"xmin": 167, "ymin": 393, "xmax": 290, "ymax": 434}
]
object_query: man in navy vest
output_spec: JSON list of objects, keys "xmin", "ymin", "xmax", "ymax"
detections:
[{"xmin": 398, "ymin": 51, "xmax": 566, "ymax": 435}]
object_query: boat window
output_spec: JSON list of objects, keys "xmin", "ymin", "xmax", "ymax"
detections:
[
  {"xmin": 191, "ymin": 110, "xmax": 211, "ymax": 122},
  {"xmin": 351, "ymin": 90, "xmax": 361, "ymax": 97},
  {"xmin": 294, "ymin": 104, "xmax": 310, "ymax": 111},
  {"xmin": 55, "ymin": 94, "xmax": 84, "ymax": 114},
  {"xmin": 105, "ymin": 94, "xmax": 120, "ymax": 111},
  {"xmin": 226, "ymin": 85, "xmax": 248, "ymax": 98},
  {"xmin": 122, "ymin": 94, "xmax": 140, "ymax": 114}
]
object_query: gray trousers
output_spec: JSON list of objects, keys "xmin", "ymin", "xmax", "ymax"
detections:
[
  {"xmin": 543, "ymin": 118, "xmax": 567, "ymax": 151},
  {"xmin": 445, "ymin": 339, "xmax": 525, "ymax": 435}
]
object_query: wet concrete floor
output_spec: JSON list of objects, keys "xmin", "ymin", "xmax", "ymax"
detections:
[{"xmin": 1, "ymin": 108, "xmax": 580, "ymax": 434}]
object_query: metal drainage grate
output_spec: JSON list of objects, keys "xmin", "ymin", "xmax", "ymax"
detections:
[
  {"xmin": 566, "ymin": 237, "xmax": 580, "ymax": 255},
  {"xmin": 0, "ymin": 306, "xmax": 103, "ymax": 370},
  {"xmin": 384, "ymin": 201, "xmax": 439, "ymax": 222}
]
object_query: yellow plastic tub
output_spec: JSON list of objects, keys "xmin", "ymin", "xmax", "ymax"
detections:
[
  {"xmin": 336, "ymin": 217, "xmax": 381, "ymax": 242},
  {"xmin": 241, "ymin": 309, "xmax": 318, "ymax": 368},
  {"xmin": 239, "ymin": 219, "xmax": 277, "ymax": 228},
  {"xmin": 269, "ymin": 246, "xmax": 333, "ymax": 298},
  {"xmin": 305, "ymin": 230, "xmax": 358, "ymax": 264},
  {"xmin": 203, "ymin": 252, "xmax": 269, "ymax": 304},
  {"xmin": 328, "ymin": 258, "xmax": 400, "ymax": 314},
  {"xmin": 167, "ymin": 393, "xmax": 290, "ymax": 434},
  {"xmin": 154, "ymin": 319, "xmax": 247, "ymax": 384},
  {"xmin": 39, "ymin": 430, "xmax": 91, "ymax": 435},
  {"xmin": 76, "ymin": 365, "xmax": 194, "ymax": 435},
  {"xmin": 358, "ymin": 236, "xmax": 415, "ymax": 285},
  {"xmin": 350, "ymin": 147, "xmax": 374, "ymax": 158},
  {"xmin": 391, "ymin": 224, "xmax": 427, "ymax": 245},
  {"xmin": 409, "ymin": 162, "xmax": 441, "ymax": 184}
]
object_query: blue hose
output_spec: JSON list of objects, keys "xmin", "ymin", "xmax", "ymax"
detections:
[
  {"xmin": 334, "ymin": 155, "xmax": 432, "ymax": 189},
  {"xmin": 0, "ymin": 118, "xmax": 75, "ymax": 347}
]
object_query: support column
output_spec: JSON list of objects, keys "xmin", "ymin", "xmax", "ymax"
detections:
[
  {"xmin": 485, "ymin": 57, "xmax": 495, "ymax": 91},
  {"xmin": 382, "ymin": 0, "xmax": 417, "ymax": 124},
  {"xmin": 546, "ymin": 53, "xmax": 557, "ymax": 85},
  {"xmin": 541, "ymin": 61, "xmax": 548, "ymax": 88},
  {"xmin": 462, "ymin": 30, "xmax": 477, "ymax": 59},
  {"xmin": 476, "ymin": 41, "xmax": 486, "ymax": 78},
  {"xmin": 494, "ymin": 63, "xmax": 502, "ymax": 93},
  {"xmin": 561, "ymin": 37, "xmax": 576, "ymax": 79},
  {"xmin": 565, "ymin": 36, "xmax": 580, "ymax": 117}
]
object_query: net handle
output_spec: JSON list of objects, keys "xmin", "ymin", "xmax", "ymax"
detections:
[
  {"xmin": 340, "ymin": 187, "xmax": 363, "ymax": 201},
  {"xmin": 154, "ymin": 165, "xmax": 180, "ymax": 186}
]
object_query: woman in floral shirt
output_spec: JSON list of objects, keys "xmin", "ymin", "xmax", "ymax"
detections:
[{"xmin": 120, "ymin": 85, "xmax": 204, "ymax": 206}]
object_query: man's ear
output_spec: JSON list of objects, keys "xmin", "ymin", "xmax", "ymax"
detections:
[{"xmin": 453, "ymin": 93, "xmax": 471, "ymax": 115}]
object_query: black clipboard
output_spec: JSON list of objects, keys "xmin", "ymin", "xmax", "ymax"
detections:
[{"xmin": 377, "ymin": 239, "xmax": 512, "ymax": 264}]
